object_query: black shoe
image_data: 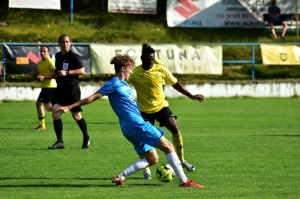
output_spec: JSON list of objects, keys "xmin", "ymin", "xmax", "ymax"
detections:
[
  {"xmin": 48, "ymin": 142, "xmax": 64, "ymax": 150},
  {"xmin": 81, "ymin": 137, "xmax": 91, "ymax": 149}
]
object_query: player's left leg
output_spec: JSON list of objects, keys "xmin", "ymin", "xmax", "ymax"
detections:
[
  {"xmin": 35, "ymin": 100, "xmax": 46, "ymax": 130},
  {"xmin": 71, "ymin": 111, "xmax": 91, "ymax": 149},
  {"xmin": 281, "ymin": 22, "xmax": 287, "ymax": 38},
  {"xmin": 158, "ymin": 107, "xmax": 195, "ymax": 172},
  {"xmin": 70, "ymin": 85, "xmax": 91, "ymax": 149}
]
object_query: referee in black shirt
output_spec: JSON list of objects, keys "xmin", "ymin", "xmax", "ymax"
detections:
[{"xmin": 48, "ymin": 34, "xmax": 91, "ymax": 149}]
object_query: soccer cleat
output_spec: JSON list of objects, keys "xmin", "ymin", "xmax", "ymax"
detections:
[
  {"xmin": 81, "ymin": 136, "xmax": 91, "ymax": 149},
  {"xmin": 48, "ymin": 142, "xmax": 64, "ymax": 150},
  {"xmin": 34, "ymin": 126, "xmax": 46, "ymax": 130},
  {"xmin": 182, "ymin": 160, "xmax": 195, "ymax": 172},
  {"xmin": 111, "ymin": 176, "xmax": 124, "ymax": 186},
  {"xmin": 143, "ymin": 167, "xmax": 151, "ymax": 179},
  {"xmin": 179, "ymin": 179, "xmax": 204, "ymax": 188}
]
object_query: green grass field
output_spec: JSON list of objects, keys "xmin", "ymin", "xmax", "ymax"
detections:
[{"xmin": 0, "ymin": 98, "xmax": 299, "ymax": 199}]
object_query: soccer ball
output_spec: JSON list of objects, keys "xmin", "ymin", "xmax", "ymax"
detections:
[{"xmin": 156, "ymin": 164, "xmax": 175, "ymax": 182}]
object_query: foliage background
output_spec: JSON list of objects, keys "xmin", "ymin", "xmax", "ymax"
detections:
[{"xmin": 0, "ymin": 0, "xmax": 300, "ymax": 83}]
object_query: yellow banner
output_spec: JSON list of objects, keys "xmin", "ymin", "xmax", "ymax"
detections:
[
  {"xmin": 90, "ymin": 44, "xmax": 223, "ymax": 75},
  {"xmin": 261, "ymin": 44, "xmax": 300, "ymax": 65}
]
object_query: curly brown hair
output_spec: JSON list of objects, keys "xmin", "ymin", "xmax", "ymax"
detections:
[{"xmin": 110, "ymin": 54, "xmax": 135, "ymax": 73}]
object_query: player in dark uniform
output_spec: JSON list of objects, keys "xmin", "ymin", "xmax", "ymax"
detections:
[{"xmin": 48, "ymin": 34, "xmax": 91, "ymax": 149}]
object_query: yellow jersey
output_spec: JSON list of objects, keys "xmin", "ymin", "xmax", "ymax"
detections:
[
  {"xmin": 37, "ymin": 57, "xmax": 56, "ymax": 88},
  {"xmin": 128, "ymin": 63, "xmax": 177, "ymax": 114}
]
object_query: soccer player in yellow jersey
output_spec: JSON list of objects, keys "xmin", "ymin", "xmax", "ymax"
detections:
[
  {"xmin": 30, "ymin": 45, "xmax": 57, "ymax": 130},
  {"xmin": 127, "ymin": 46, "xmax": 205, "ymax": 179}
]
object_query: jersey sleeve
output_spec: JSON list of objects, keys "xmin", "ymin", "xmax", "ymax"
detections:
[
  {"xmin": 73, "ymin": 53, "xmax": 84, "ymax": 69},
  {"xmin": 162, "ymin": 67, "xmax": 177, "ymax": 85},
  {"xmin": 98, "ymin": 81, "xmax": 116, "ymax": 96},
  {"xmin": 48, "ymin": 58, "xmax": 55, "ymax": 71}
]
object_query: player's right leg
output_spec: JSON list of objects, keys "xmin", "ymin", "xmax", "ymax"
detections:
[
  {"xmin": 111, "ymin": 150, "xmax": 156, "ymax": 186},
  {"xmin": 156, "ymin": 136, "xmax": 203, "ymax": 188},
  {"xmin": 269, "ymin": 22, "xmax": 277, "ymax": 39},
  {"xmin": 48, "ymin": 103, "xmax": 64, "ymax": 149}
]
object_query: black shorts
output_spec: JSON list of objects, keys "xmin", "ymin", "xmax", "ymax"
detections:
[
  {"xmin": 268, "ymin": 20, "xmax": 282, "ymax": 26},
  {"xmin": 38, "ymin": 88, "xmax": 56, "ymax": 103},
  {"xmin": 51, "ymin": 85, "xmax": 82, "ymax": 112},
  {"xmin": 141, "ymin": 107, "xmax": 177, "ymax": 127}
]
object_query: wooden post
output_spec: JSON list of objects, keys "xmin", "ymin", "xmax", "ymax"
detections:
[{"xmin": 296, "ymin": 0, "xmax": 299, "ymax": 38}]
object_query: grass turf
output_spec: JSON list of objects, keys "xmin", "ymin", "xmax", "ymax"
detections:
[{"xmin": 0, "ymin": 98, "xmax": 299, "ymax": 198}]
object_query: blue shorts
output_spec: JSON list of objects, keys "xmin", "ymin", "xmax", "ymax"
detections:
[{"xmin": 123, "ymin": 122, "xmax": 165, "ymax": 156}]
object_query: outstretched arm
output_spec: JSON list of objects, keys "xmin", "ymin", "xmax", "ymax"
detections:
[
  {"xmin": 172, "ymin": 82, "xmax": 205, "ymax": 102},
  {"xmin": 56, "ymin": 91, "xmax": 103, "ymax": 113}
]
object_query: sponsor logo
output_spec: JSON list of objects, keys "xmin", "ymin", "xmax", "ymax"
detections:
[
  {"xmin": 280, "ymin": 53, "xmax": 287, "ymax": 61},
  {"xmin": 173, "ymin": 0, "xmax": 200, "ymax": 19}
]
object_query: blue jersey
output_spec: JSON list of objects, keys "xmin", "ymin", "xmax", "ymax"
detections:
[
  {"xmin": 98, "ymin": 77, "xmax": 145, "ymax": 133},
  {"xmin": 98, "ymin": 77, "xmax": 165, "ymax": 155},
  {"xmin": 268, "ymin": 7, "xmax": 280, "ymax": 22}
]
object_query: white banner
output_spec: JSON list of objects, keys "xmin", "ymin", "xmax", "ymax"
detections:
[
  {"xmin": 167, "ymin": 0, "xmax": 299, "ymax": 28},
  {"xmin": 9, "ymin": 0, "xmax": 61, "ymax": 10},
  {"xmin": 108, "ymin": 0, "xmax": 157, "ymax": 14},
  {"xmin": 90, "ymin": 44, "xmax": 222, "ymax": 75}
]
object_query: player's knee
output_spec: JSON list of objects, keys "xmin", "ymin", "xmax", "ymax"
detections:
[
  {"xmin": 163, "ymin": 140, "xmax": 175, "ymax": 153},
  {"xmin": 72, "ymin": 112, "xmax": 82, "ymax": 121},
  {"xmin": 52, "ymin": 111, "xmax": 60, "ymax": 120},
  {"xmin": 148, "ymin": 157, "xmax": 159, "ymax": 166}
]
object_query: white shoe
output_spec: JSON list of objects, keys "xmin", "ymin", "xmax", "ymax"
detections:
[
  {"xmin": 143, "ymin": 167, "xmax": 151, "ymax": 179},
  {"xmin": 182, "ymin": 160, "xmax": 195, "ymax": 172}
]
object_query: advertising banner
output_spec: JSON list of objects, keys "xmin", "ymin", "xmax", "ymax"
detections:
[
  {"xmin": 261, "ymin": 44, "xmax": 300, "ymax": 65},
  {"xmin": 90, "ymin": 44, "xmax": 222, "ymax": 75},
  {"xmin": 3, "ymin": 45, "xmax": 90, "ymax": 74},
  {"xmin": 108, "ymin": 0, "xmax": 157, "ymax": 14},
  {"xmin": 9, "ymin": 0, "xmax": 61, "ymax": 10},
  {"xmin": 167, "ymin": 0, "xmax": 299, "ymax": 28}
]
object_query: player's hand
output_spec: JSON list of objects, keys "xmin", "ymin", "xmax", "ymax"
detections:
[
  {"xmin": 52, "ymin": 71, "xmax": 57, "ymax": 78},
  {"xmin": 193, "ymin": 94, "xmax": 205, "ymax": 102},
  {"xmin": 30, "ymin": 70, "xmax": 37, "ymax": 77},
  {"xmin": 56, "ymin": 106, "xmax": 69, "ymax": 113},
  {"xmin": 37, "ymin": 76, "xmax": 44, "ymax": 81},
  {"xmin": 57, "ymin": 70, "xmax": 67, "ymax": 76}
]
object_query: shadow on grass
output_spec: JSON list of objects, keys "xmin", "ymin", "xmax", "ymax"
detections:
[
  {"xmin": 251, "ymin": 135, "xmax": 300, "ymax": 137},
  {"xmin": 0, "ymin": 177, "xmax": 162, "ymax": 187},
  {"xmin": 0, "ymin": 122, "xmax": 118, "ymax": 125}
]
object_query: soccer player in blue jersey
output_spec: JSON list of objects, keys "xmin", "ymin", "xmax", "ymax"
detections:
[{"xmin": 56, "ymin": 54, "xmax": 204, "ymax": 188}]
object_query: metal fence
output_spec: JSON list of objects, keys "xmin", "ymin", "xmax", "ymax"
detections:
[{"xmin": 1, "ymin": 42, "xmax": 300, "ymax": 82}]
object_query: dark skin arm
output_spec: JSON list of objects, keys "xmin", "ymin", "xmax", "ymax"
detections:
[{"xmin": 172, "ymin": 82, "xmax": 204, "ymax": 102}]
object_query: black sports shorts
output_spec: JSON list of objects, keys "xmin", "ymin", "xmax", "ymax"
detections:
[
  {"xmin": 51, "ymin": 85, "xmax": 82, "ymax": 112},
  {"xmin": 141, "ymin": 107, "xmax": 177, "ymax": 127},
  {"xmin": 37, "ymin": 88, "xmax": 56, "ymax": 103},
  {"xmin": 268, "ymin": 20, "xmax": 283, "ymax": 26}
]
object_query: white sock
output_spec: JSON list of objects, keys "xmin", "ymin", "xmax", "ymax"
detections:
[
  {"xmin": 118, "ymin": 158, "xmax": 150, "ymax": 180},
  {"xmin": 166, "ymin": 152, "xmax": 188, "ymax": 184}
]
